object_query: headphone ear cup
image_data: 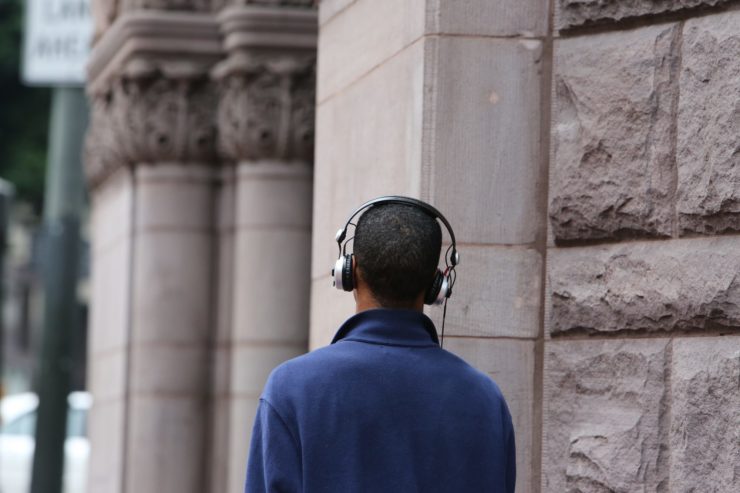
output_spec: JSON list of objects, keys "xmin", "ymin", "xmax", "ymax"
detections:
[
  {"xmin": 341, "ymin": 254, "xmax": 354, "ymax": 292},
  {"xmin": 424, "ymin": 269, "xmax": 445, "ymax": 305}
]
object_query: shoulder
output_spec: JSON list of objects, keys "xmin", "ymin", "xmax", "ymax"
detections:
[
  {"xmin": 437, "ymin": 348, "xmax": 510, "ymax": 408},
  {"xmin": 261, "ymin": 344, "xmax": 347, "ymax": 403}
]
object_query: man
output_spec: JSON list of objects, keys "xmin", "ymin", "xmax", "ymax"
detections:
[{"xmin": 246, "ymin": 197, "xmax": 516, "ymax": 492}]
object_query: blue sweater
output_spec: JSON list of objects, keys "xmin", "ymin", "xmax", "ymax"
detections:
[{"xmin": 246, "ymin": 309, "xmax": 516, "ymax": 493}]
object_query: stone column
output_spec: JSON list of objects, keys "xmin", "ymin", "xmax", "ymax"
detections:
[
  {"xmin": 85, "ymin": 7, "xmax": 222, "ymax": 493},
  {"xmin": 211, "ymin": 4, "xmax": 316, "ymax": 491}
]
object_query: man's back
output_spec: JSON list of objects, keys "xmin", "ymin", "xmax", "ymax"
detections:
[{"xmin": 246, "ymin": 309, "xmax": 516, "ymax": 493}]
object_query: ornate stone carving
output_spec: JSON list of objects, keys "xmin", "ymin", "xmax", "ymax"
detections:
[
  {"xmin": 118, "ymin": 0, "xmax": 214, "ymax": 12},
  {"xmin": 85, "ymin": 58, "xmax": 218, "ymax": 186},
  {"xmin": 214, "ymin": 53, "xmax": 315, "ymax": 162},
  {"xmin": 556, "ymin": 0, "xmax": 736, "ymax": 30},
  {"xmin": 226, "ymin": 0, "xmax": 315, "ymax": 7}
]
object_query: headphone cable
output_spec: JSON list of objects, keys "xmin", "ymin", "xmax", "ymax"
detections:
[{"xmin": 440, "ymin": 296, "xmax": 448, "ymax": 349}]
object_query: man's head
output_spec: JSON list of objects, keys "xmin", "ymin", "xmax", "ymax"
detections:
[{"xmin": 353, "ymin": 204, "xmax": 442, "ymax": 309}]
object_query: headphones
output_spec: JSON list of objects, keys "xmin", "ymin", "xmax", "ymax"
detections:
[{"xmin": 331, "ymin": 196, "xmax": 459, "ymax": 306}]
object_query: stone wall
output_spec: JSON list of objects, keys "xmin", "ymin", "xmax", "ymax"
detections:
[
  {"xmin": 314, "ymin": 1, "xmax": 740, "ymax": 492},
  {"xmin": 545, "ymin": 1, "xmax": 740, "ymax": 492}
]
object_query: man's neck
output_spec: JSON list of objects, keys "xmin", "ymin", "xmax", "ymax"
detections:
[{"xmin": 354, "ymin": 291, "xmax": 424, "ymax": 313}]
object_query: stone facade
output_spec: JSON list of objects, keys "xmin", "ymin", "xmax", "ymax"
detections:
[
  {"xmin": 545, "ymin": 2, "xmax": 740, "ymax": 492},
  {"xmin": 556, "ymin": 0, "xmax": 740, "ymax": 29},
  {"xmin": 86, "ymin": 0, "xmax": 740, "ymax": 492}
]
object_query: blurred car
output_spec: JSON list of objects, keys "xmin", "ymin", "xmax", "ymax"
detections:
[{"xmin": 0, "ymin": 391, "xmax": 90, "ymax": 493}]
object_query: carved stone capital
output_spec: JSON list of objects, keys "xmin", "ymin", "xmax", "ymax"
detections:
[
  {"xmin": 119, "ymin": 0, "xmax": 215, "ymax": 13},
  {"xmin": 214, "ymin": 53, "xmax": 315, "ymax": 162},
  {"xmin": 85, "ymin": 12, "xmax": 222, "ymax": 188},
  {"xmin": 86, "ymin": 59, "xmax": 218, "ymax": 187},
  {"xmin": 216, "ymin": 0, "xmax": 316, "ymax": 10},
  {"xmin": 213, "ymin": 5, "xmax": 317, "ymax": 163}
]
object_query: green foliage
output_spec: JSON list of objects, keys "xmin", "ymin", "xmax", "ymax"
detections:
[{"xmin": 0, "ymin": 0, "xmax": 51, "ymax": 212}]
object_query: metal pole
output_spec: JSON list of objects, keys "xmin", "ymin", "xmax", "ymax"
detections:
[
  {"xmin": 30, "ymin": 86, "xmax": 87, "ymax": 493},
  {"xmin": 0, "ymin": 180, "xmax": 13, "ymax": 404}
]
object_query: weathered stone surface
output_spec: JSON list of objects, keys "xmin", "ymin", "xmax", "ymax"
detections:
[
  {"xmin": 549, "ymin": 236, "xmax": 740, "ymax": 335},
  {"xmin": 543, "ymin": 339, "xmax": 670, "ymax": 492},
  {"xmin": 429, "ymin": 245, "xmax": 542, "ymax": 339},
  {"xmin": 670, "ymin": 337, "xmax": 740, "ymax": 491},
  {"xmin": 556, "ymin": 0, "xmax": 736, "ymax": 30},
  {"xmin": 550, "ymin": 24, "xmax": 680, "ymax": 242},
  {"xmin": 431, "ymin": 0, "xmax": 548, "ymax": 37},
  {"xmin": 317, "ymin": 0, "xmax": 425, "ymax": 100},
  {"xmin": 677, "ymin": 11, "xmax": 740, "ymax": 235},
  {"xmin": 429, "ymin": 36, "xmax": 544, "ymax": 245},
  {"xmin": 312, "ymin": 40, "xmax": 424, "ymax": 280}
]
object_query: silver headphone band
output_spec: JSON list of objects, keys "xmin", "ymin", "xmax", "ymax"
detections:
[{"xmin": 335, "ymin": 196, "xmax": 459, "ymax": 265}]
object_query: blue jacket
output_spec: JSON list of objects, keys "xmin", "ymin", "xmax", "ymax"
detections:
[{"xmin": 246, "ymin": 309, "xmax": 516, "ymax": 493}]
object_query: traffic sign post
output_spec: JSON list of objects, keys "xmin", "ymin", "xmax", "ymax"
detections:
[
  {"xmin": 22, "ymin": 0, "xmax": 92, "ymax": 86},
  {"xmin": 22, "ymin": 2, "xmax": 92, "ymax": 492}
]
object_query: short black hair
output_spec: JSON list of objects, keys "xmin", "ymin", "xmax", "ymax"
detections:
[{"xmin": 354, "ymin": 203, "xmax": 442, "ymax": 307}]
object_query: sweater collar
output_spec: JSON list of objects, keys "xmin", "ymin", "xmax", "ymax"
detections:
[{"xmin": 331, "ymin": 308, "xmax": 440, "ymax": 347}]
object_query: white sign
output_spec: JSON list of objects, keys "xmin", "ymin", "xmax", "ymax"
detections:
[{"xmin": 22, "ymin": 0, "xmax": 93, "ymax": 86}]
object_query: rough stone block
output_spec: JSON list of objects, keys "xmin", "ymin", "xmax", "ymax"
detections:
[
  {"xmin": 429, "ymin": 245, "xmax": 541, "ymax": 339},
  {"xmin": 429, "ymin": 36, "xmax": 543, "ymax": 245},
  {"xmin": 431, "ymin": 0, "xmax": 548, "ymax": 37},
  {"xmin": 677, "ymin": 10, "xmax": 740, "ymax": 235},
  {"xmin": 312, "ymin": 40, "xmax": 424, "ymax": 280},
  {"xmin": 670, "ymin": 337, "xmax": 740, "ymax": 491},
  {"xmin": 317, "ymin": 0, "xmax": 425, "ymax": 100},
  {"xmin": 543, "ymin": 339, "xmax": 669, "ymax": 492},
  {"xmin": 556, "ymin": 0, "xmax": 735, "ymax": 30},
  {"xmin": 549, "ymin": 236, "xmax": 740, "ymax": 335},
  {"xmin": 550, "ymin": 24, "xmax": 680, "ymax": 242},
  {"xmin": 444, "ymin": 338, "xmax": 536, "ymax": 493}
]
